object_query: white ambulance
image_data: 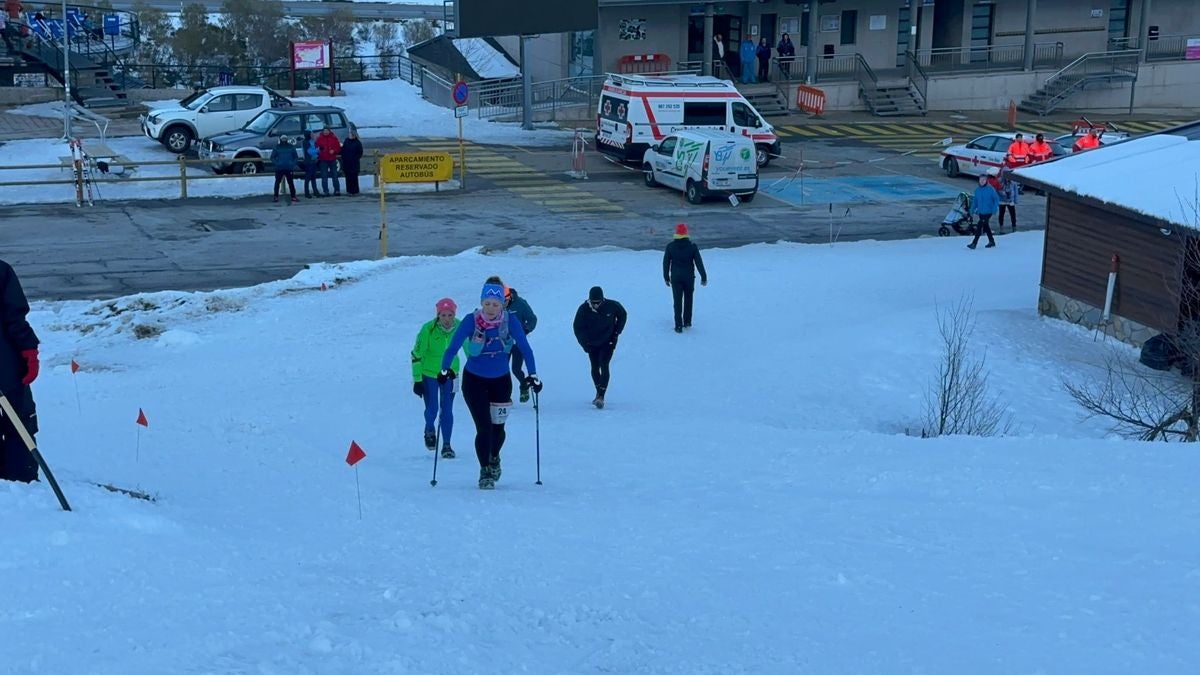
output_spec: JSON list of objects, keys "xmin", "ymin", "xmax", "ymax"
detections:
[{"xmin": 595, "ymin": 73, "xmax": 782, "ymax": 168}]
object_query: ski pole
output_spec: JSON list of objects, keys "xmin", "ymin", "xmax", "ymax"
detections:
[
  {"xmin": 0, "ymin": 392, "xmax": 71, "ymax": 511},
  {"xmin": 533, "ymin": 389, "xmax": 542, "ymax": 486},
  {"xmin": 430, "ymin": 409, "xmax": 441, "ymax": 488}
]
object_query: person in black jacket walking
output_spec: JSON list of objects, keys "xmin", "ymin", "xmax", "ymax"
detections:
[
  {"xmin": 341, "ymin": 125, "xmax": 364, "ymax": 195},
  {"xmin": 0, "ymin": 259, "xmax": 39, "ymax": 483},
  {"xmin": 495, "ymin": 279, "xmax": 538, "ymax": 403},
  {"xmin": 573, "ymin": 286, "xmax": 627, "ymax": 409},
  {"xmin": 662, "ymin": 223, "xmax": 707, "ymax": 333}
]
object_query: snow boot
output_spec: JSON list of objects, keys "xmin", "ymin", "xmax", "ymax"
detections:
[
  {"xmin": 488, "ymin": 455, "xmax": 502, "ymax": 483},
  {"xmin": 441, "ymin": 444, "xmax": 455, "ymax": 459},
  {"xmin": 424, "ymin": 431, "xmax": 436, "ymax": 450},
  {"xmin": 478, "ymin": 467, "xmax": 495, "ymax": 490},
  {"xmin": 593, "ymin": 388, "xmax": 605, "ymax": 409}
]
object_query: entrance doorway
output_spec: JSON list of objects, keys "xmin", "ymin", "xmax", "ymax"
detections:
[
  {"xmin": 688, "ymin": 14, "xmax": 744, "ymax": 72},
  {"xmin": 759, "ymin": 13, "xmax": 777, "ymax": 46},
  {"xmin": 969, "ymin": 2, "xmax": 995, "ymax": 62},
  {"xmin": 897, "ymin": 4, "xmax": 924, "ymax": 66}
]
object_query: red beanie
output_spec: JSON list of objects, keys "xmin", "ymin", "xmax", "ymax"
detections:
[
  {"xmin": 674, "ymin": 223, "xmax": 689, "ymax": 238},
  {"xmin": 435, "ymin": 297, "xmax": 457, "ymax": 315}
]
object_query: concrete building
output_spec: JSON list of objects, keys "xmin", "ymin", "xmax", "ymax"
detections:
[{"xmin": 587, "ymin": 0, "xmax": 1200, "ymax": 113}]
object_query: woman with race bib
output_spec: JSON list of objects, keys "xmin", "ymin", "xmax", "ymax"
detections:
[{"xmin": 439, "ymin": 281, "xmax": 541, "ymax": 489}]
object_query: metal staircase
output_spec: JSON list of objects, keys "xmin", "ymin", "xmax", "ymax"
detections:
[
  {"xmin": 1018, "ymin": 49, "xmax": 1140, "ymax": 115},
  {"xmin": 738, "ymin": 83, "xmax": 789, "ymax": 116},
  {"xmin": 17, "ymin": 38, "xmax": 129, "ymax": 108},
  {"xmin": 859, "ymin": 53, "xmax": 926, "ymax": 117}
]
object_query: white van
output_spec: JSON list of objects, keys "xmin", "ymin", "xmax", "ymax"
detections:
[
  {"xmin": 595, "ymin": 73, "xmax": 781, "ymax": 168},
  {"xmin": 642, "ymin": 129, "xmax": 758, "ymax": 204}
]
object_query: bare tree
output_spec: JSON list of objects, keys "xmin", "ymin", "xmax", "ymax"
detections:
[
  {"xmin": 1064, "ymin": 225, "xmax": 1200, "ymax": 441},
  {"xmin": 922, "ymin": 297, "xmax": 1011, "ymax": 438},
  {"xmin": 402, "ymin": 19, "xmax": 436, "ymax": 48}
]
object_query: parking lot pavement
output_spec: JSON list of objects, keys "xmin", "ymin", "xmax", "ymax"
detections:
[{"xmin": 1, "ymin": 135, "xmax": 1044, "ymax": 301}]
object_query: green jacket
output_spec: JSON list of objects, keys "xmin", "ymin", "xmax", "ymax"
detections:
[{"xmin": 412, "ymin": 318, "xmax": 461, "ymax": 381}]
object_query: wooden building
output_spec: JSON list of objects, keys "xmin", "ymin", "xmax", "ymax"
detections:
[{"xmin": 1013, "ymin": 123, "xmax": 1200, "ymax": 346}]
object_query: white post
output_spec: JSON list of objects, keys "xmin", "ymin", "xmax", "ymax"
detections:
[{"xmin": 62, "ymin": 0, "xmax": 72, "ymax": 139}]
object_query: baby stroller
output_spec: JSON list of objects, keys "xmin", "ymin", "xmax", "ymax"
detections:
[{"xmin": 938, "ymin": 191, "xmax": 975, "ymax": 236}]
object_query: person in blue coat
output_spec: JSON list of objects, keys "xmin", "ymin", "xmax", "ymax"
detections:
[
  {"xmin": 439, "ymin": 281, "xmax": 541, "ymax": 489},
  {"xmin": 756, "ymin": 37, "xmax": 772, "ymax": 82},
  {"xmin": 739, "ymin": 38, "xmax": 757, "ymax": 84},
  {"xmin": 968, "ymin": 173, "xmax": 999, "ymax": 249}
]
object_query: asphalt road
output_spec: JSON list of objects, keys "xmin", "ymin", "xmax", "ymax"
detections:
[
  {"xmin": 105, "ymin": 0, "xmax": 444, "ymax": 21},
  {"xmin": 0, "ymin": 135, "xmax": 1046, "ymax": 301}
]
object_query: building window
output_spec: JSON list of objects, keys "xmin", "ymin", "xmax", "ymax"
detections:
[
  {"xmin": 840, "ymin": 10, "xmax": 857, "ymax": 45},
  {"xmin": 569, "ymin": 30, "xmax": 594, "ymax": 77},
  {"xmin": 1108, "ymin": 0, "xmax": 1129, "ymax": 47},
  {"xmin": 969, "ymin": 2, "xmax": 994, "ymax": 61}
]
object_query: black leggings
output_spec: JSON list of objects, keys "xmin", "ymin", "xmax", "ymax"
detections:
[
  {"xmin": 461, "ymin": 369, "xmax": 513, "ymax": 468},
  {"xmin": 671, "ymin": 277, "xmax": 695, "ymax": 328},
  {"xmin": 998, "ymin": 204, "xmax": 1016, "ymax": 228},
  {"xmin": 588, "ymin": 344, "xmax": 614, "ymax": 393}
]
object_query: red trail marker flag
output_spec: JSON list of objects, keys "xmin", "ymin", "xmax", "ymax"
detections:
[
  {"xmin": 346, "ymin": 441, "xmax": 366, "ymax": 519},
  {"xmin": 135, "ymin": 408, "xmax": 149, "ymax": 461},
  {"xmin": 345, "ymin": 441, "xmax": 366, "ymax": 466},
  {"xmin": 69, "ymin": 360, "xmax": 82, "ymax": 415},
  {"xmin": 70, "ymin": 359, "xmax": 80, "ymax": 374},
  {"xmin": 136, "ymin": 408, "xmax": 149, "ymax": 427}
]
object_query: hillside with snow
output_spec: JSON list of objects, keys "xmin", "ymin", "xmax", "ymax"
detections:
[{"xmin": 4, "ymin": 233, "xmax": 1199, "ymax": 673}]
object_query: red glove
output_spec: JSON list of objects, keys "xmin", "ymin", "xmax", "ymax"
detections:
[{"xmin": 20, "ymin": 349, "xmax": 38, "ymax": 385}]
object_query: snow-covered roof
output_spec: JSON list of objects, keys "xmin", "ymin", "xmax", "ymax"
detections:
[
  {"xmin": 1013, "ymin": 133, "xmax": 1200, "ymax": 228},
  {"xmin": 451, "ymin": 38, "xmax": 519, "ymax": 79}
]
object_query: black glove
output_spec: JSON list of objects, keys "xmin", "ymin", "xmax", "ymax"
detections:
[
  {"xmin": 412, "ymin": 381, "xmax": 424, "ymax": 398},
  {"xmin": 524, "ymin": 375, "xmax": 543, "ymax": 393},
  {"xmin": 437, "ymin": 369, "xmax": 455, "ymax": 384}
]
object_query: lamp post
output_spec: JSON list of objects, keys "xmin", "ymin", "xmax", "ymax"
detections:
[{"xmin": 62, "ymin": 0, "xmax": 72, "ymax": 140}]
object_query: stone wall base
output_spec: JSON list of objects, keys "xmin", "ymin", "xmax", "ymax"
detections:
[{"xmin": 1039, "ymin": 286, "xmax": 1158, "ymax": 346}]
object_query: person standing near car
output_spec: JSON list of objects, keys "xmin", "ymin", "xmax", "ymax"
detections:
[
  {"xmin": 315, "ymin": 125, "xmax": 341, "ymax": 196},
  {"xmin": 269, "ymin": 135, "xmax": 298, "ymax": 203},
  {"xmin": 1005, "ymin": 132, "xmax": 1030, "ymax": 168},
  {"xmin": 1028, "ymin": 133, "xmax": 1053, "ymax": 163},
  {"xmin": 341, "ymin": 124, "xmax": 363, "ymax": 195},
  {"xmin": 573, "ymin": 286, "xmax": 627, "ymax": 409},
  {"xmin": 968, "ymin": 173, "xmax": 999, "ymax": 250},
  {"xmin": 997, "ymin": 167, "xmax": 1019, "ymax": 232},
  {"xmin": 0, "ymin": 259, "xmax": 40, "ymax": 483},
  {"xmin": 663, "ymin": 223, "xmax": 707, "ymax": 333},
  {"xmin": 1073, "ymin": 128, "xmax": 1101, "ymax": 152},
  {"xmin": 301, "ymin": 130, "xmax": 319, "ymax": 198}
]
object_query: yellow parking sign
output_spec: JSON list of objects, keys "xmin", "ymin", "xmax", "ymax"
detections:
[{"xmin": 379, "ymin": 152, "xmax": 454, "ymax": 183}]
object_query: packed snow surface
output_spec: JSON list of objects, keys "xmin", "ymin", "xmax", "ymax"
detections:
[{"xmin": 5, "ymin": 233, "xmax": 1199, "ymax": 673}]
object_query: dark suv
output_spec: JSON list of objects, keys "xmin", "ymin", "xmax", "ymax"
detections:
[{"xmin": 198, "ymin": 106, "xmax": 353, "ymax": 174}]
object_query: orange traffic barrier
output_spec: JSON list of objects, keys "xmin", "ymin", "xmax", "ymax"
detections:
[{"xmin": 796, "ymin": 85, "xmax": 826, "ymax": 116}]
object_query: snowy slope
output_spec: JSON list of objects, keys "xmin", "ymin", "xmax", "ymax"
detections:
[{"xmin": 5, "ymin": 233, "xmax": 1200, "ymax": 673}]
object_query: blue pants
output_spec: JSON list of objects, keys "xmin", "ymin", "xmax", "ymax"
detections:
[
  {"xmin": 741, "ymin": 62, "xmax": 757, "ymax": 84},
  {"xmin": 422, "ymin": 376, "xmax": 454, "ymax": 443},
  {"xmin": 319, "ymin": 159, "xmax": 340, "ymax": 194}
]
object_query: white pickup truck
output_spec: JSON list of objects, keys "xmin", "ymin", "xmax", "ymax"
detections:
[{"xmin": 140, "ymin": 86, "xmax": 306, "ymax": 153}]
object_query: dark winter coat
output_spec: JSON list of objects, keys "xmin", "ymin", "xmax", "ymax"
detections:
[
  {"xmin": 756, "ymin": 42, "xmax": 772, "ymax": 62},
  {"xmin": 270, "ymin": 142, "xmax": 298, "ymax": 172},
  {"xmin": 0, "ymin": 260, "xmax": 38, "ymax": 431},
  {"xmin": 506, "ymin": 288, "xmax": 537, "ymax": 335},
  {"xmin": 574, "ymin": 298, "xmax": 627, "ymax": 350},
  {"xmin": 663, "ymin": 238, "xmax": 708, "ymax": 283},
  {"xmin": 777, "ymin": 38, "xmax": 796, "ymax": 58},
  {"xmin": 341, "ymin": 137, "xmax": 364, "ymax": 173}
]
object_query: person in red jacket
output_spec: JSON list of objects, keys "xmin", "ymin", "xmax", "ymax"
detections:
[
  {"xmin": 0, "ymin": 259, "xmax": 39, "ymax": 483},
  {"xmin": 315, "ymin": 125, "xmax": 342, "ymax": 196},
  {"xmin": 1073, "ymin": 129, "xmax": 1101, "ymax": 152},
  {"xmin": 1028, "ymin": 133, "xmax": 1053, "ymax": 163},
  {"xmin": 1005, "ymin": 132, "xmax": 1030, "ymax": 168}
]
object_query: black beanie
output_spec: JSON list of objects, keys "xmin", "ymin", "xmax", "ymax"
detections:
[{"xmin": 589, "ymin": 286, "xmax": 604, "ymax": 302}]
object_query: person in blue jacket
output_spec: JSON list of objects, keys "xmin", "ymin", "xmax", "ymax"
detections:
[
  {"xmin": 300, "ymin": 130, "xmax": 320, "ymax": 198},
  {"xmin": 439, "ymin": 281, "xmax": 541, "ymax": 489},
  {"xmin": 968, "ymin": 173, "xmax": 999, "ymax": 249},
  {"xmin": 739, "ymin": 37, "xmax": 757, "ymax": 84}
]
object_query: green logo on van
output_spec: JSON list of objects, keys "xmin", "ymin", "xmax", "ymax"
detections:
[{"xmin": 740, "ymin": 147, "xmax": 751, "ymax": 161}]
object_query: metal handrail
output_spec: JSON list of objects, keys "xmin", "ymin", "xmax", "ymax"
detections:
[
  {"xmin": 853, "ymin": 53, "xmax": 877, "ymax": 89},
  {"xmin": 904, "ymin": 50, "xmax": 929, "ymax": 107},
  {"xmin": 911, "ymin": 41, "xmax": 1064, "ymax": 71},
  {"xmin": 1039, "ymin": 49, "xmax": 1140, "ymax": 113},
  {"xmin": 1110, "ymin": 34, "xmax": 1198, "ymax": 61}
]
